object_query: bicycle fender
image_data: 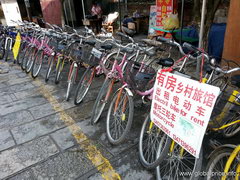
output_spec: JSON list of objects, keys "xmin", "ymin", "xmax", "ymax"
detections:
[
  {"xmin": 124, "ymin": 87, "xmax": 133, "ymax": 97},
  {"xmin": 206, "ymin": 144, "xmax": 237, "ymax": 160}
]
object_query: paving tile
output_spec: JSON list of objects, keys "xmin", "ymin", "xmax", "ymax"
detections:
[
  {"xmin": 9, "ymin": 93, "xmax": 18, "ymax": 101},
  {"xmin": 65, "ymin": 101, "xmax": 94, "ymax": 121},
  {"xmin": 0, "ymin": 81, "xmax": 7, "ymax": 89},
  {"xmin": 50, "ymin": 120, "xmax": 101, "ymax": 150},
  {"xmin": 88, "ymin": 149, "xmax": 154, "ymax": 180},
  {"xmin": 28, "ymin": 103, "xmax": 56, "ymax": 120},
  {"xmin": 7, "ymin": 170, "xmax": 35, "ymax": 180},
  {"xmin": 11, "ymin": 113, "xmax": 66, "ymax": 144},
  {"xmin": 13, "ymin": 88, "xmax": 41, "ymax": 100},
  {"xmin": 7, "ymin": 77, "xmax": 32, "ymax": 86},
  {"xmin": 0, "ymin": 110, "xmax": 34, "ymax": 130},
  {"xmin": 0, "ymin": 136, "xmax": 59, "ymax": 179},
  {"xmin": 0, "ymin": 86, "xmax": 14, "ymax": 94},
  {"xmin": 50, "ymin": 126, "xmax": 77, "ymax": 150},
  {"xmin": 0, "ymin": 95, "xmax": 47, "ymax": 116},
  {"xmin": 0, "ymin": 72, "xmax": 18, "ymax": 80},
  {"xmin": 32, "ymin": 147, "xmax": 94, "ymax": 180},
  {"xmin": 0, "ymin": 94, "xmax": 13, "ymax": 105},
  {"xmin": 0, "ymin": 130, "xmax": 15, "ymax": 151},
  {"xmin": 16, "ymin": 72, "xmax": 29, "ymax": 78},
  {"xmin": 10, "ymin": 81, "xmax": 35, "ymax": 92}
]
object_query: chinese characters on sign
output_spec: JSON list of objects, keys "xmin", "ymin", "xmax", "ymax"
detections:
[
  {"xmin": 150, "ymin": 71, "xmax": 220, "ymax": 158},
  {"xmin": 156, "ymin": 0, "xmax": 177, "ymax": 27}
]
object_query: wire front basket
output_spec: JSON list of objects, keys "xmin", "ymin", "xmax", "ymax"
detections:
[
  {"xmin": 81, "ymin": 45, "xmax": 103, "ymax": 66},
  {"xmin": 209, "ymin": 87, "xmax": 240, "ymax": 129},
  {"xmin": 124, "ymin": 60, "xmax": 156, "ymax": 92}
]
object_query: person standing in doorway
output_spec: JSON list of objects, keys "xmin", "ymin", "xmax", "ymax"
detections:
[{"xmin": 91, "ymin": 1, "xmax": 102, "ymax": 33}]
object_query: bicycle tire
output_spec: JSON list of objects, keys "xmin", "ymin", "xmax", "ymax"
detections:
[
  {"xmin": 106, "ymin": 88, "xmax": 134, "ymax": 145},
  {"xmin": 222, "ymin": 114, "xmax": 240, "ymax": 138},
  {"xmin": 16, "ymin": 42, "xmax": 26, "ymax": 65},
  {"xmin": 21, "ymin": 47, "xmax": 31, "ymax": 71},
  {"xmin": 54, "ymin": 56, "xmax": 65, "ymax": 84},
  {"xmin": 74, "ymin": 67, "xmax": 94, "ymax": 105},
  {"xmin": 156, "ymin": 143, "xmax": 203, "ymax": 180},
  {"xmin": 25, "ymin": 47, "xmax": 36, "ymax": 73},
  {"xmin": 45, "ymin": 55, "xmax": 54, "ymax": 82},
  {"xmin": 205, "ymin": 147, "xmax": 234, "ymax": 180},
  {"xmin": 90, "ymin": 78, "xmax": 113, "ymax": 125},
  {"xmin": 0, "ymin": 38, "xmax": 5, "ymax": 60},
  {"xmin": 66, "ymin": 62, "xmax": 77, "ymax": 101},
  {"xmin": 139, "ymin": 115, "xmax": 171, "ymax": 169},
  {"xmin": 31, "ymin": 50, "xmax": 44, "ymax": 78}
]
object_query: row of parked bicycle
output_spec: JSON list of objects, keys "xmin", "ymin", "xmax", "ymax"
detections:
[{"xmin": 1, "ymin": 20, "xmax": 239, "ymax": 179}]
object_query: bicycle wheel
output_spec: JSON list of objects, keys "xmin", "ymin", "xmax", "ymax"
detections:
[
  {"xmin": 0, "ymin": 38, "xmax": 5, "ymax": 60},
  {"xmin": 74, "ymin": 67, "xmax": 95, "ymax": 105},
  {"xmin": 25, "ymin": 47, "xmax": 36, "ymax": 73},
  {"xmin": 205, "ymin": 147, "xmax": 236, "ymax": 180},
  {"xmin": 139, "ymin": 115, "xmax": 171, "ymax": 169},
  {"xmin": 45, "ymin": 55, "xmax": 54, "ymax": 82},
  {"xmin": 54, "ymin": 56, "xmax": 65, "ymax": 84},
  {"xmin": 16, "ymin": 42, "xmax": 26, "ymax": 65},
  {"xmin": 222, "ymin": 114, "xmax": 240, "ymax": 138},
  {"xmin": 156, "ymin": 143, "xmax": 203, "ymax": 180},
  {"xmin": 210, "ymin": 76, "xmax": 229, "ymax": 91},
  {"xmin": 106, "ymin": 87, "xmax": 134, "ymax": 145},
  {"xmin": 66, "ymin": 62, "xmax": 77, "ymax": 101},
  {"xmin": 21, "ymin": 46, "xmax": 31, "ymax": 71},
  {"xmin": 31, "ymin": 50, "xmax": 44, "ymax": 78},
  {"xmin": 90, "ymin": 78, "xmax": 113, "ymax": 124}
]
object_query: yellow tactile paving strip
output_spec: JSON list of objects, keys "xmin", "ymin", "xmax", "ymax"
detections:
[{"xmin": 33, "ymin": 79, "xmax": 121, "ymax": 180}]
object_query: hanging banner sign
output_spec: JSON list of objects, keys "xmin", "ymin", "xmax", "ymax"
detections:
[{"xmin": 150, "ymin": 70, "xmax": 220, "ymax": 158}]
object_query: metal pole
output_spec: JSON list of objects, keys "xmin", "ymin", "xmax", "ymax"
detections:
[
  {"xmin": 198, "ymin": 0, "xmax": 207, "ymax": 48},
  {"xmin": 81, "ymin": 0, "xmax": 86, "ymax": 19},
  {"xmin": 119, "ymin": 0, "xmax": 121, "ymax": 27},
  {"xmin": 68, "ymin": 0, "xmax": 74, "ymax": 28},
  {"xmin": 125, "ymin": 0, "xmax": 128, "ymax": 14},
  {"xmin": 63, "ymin": 1, "xmax": 69, "ymax": 26},
  {"xmin": 180, "ymin": 0, "xmax": 185, "ymax": 45},
  {"xmin": 24, "ymin": 0, "xmax": 32, "ymax": 21},
  {"xmin": 196, "ymin": 0, "xmax": 207, "ymax": 77}
]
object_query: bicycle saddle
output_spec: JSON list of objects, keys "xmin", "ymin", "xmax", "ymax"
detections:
[
  {"xmin": 156, "ymin": 58, "xmax": 174, "ymax": 67},
  {"xmin": 84, "ymin": 40, "xmax": 96, "ymax": 46},
  {"xmin": 121, "ymin": 47, "xmax": 134, "ymax": 54},
  {"xmin": 231, "ymin": 75, "xmax": 240, "ymax": 88},
  {"xmin": 101, "ymin": 44, "xmax": 113, "ymax": 50},
  {"xmin": 144, "ymin": 50, "xmax": 156, "ymax": 57}
]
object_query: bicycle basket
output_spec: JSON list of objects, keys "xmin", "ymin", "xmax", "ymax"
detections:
[
  {"xmin": 209, "ymin": 90, "xmax": 240, "ymax": 128},
  {"xmin": 57, "ymin": 43, "xmax": 67, "ymax": 52},
  {"xmin": 48, "ymin": 39, "xmax": 58, "ymax": 50},
  {"xmin": 81, "ymin": 45, "xmax": 103, "ymax": 66},
  {"xmin": 71, "ymin": 48, "xmax": 82, "ymax": 60},
  {"xmin": 124, "ymin": 60, "xmax": 156, "ymax": 92}
]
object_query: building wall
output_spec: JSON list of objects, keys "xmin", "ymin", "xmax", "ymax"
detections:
[
  {"xmin": 40, "ymin": 0, "xmax": 62, "ymax": 25},
  {"xmin": 223, "ymin": 0, "xmax": 240, "ymax": 63}
]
